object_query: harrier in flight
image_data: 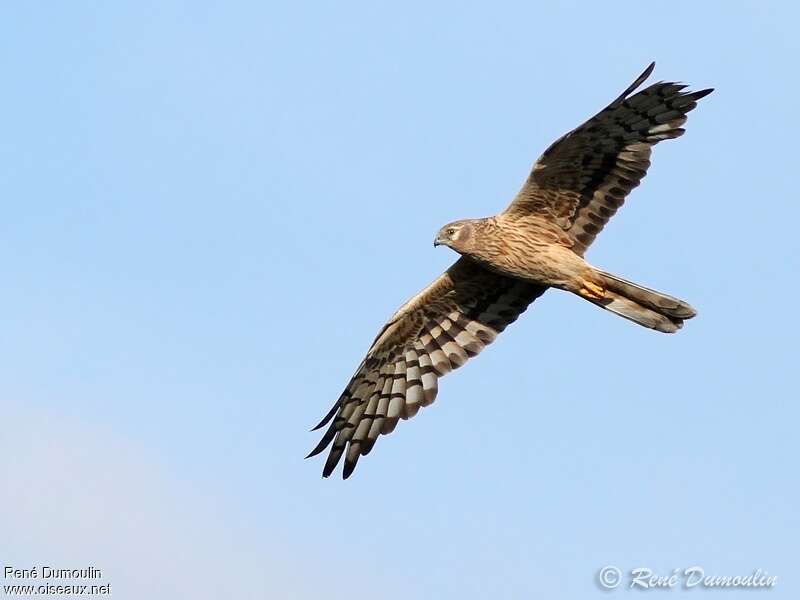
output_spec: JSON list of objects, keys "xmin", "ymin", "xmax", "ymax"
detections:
[{"xmin": 308, "ymin": 63, "xmax": 712, "ymax": 478}]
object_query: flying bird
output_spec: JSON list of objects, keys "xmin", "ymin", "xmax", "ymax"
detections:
[{"xmin": 308, "ymin": 63, "xmax": 712, "ymax": 479}]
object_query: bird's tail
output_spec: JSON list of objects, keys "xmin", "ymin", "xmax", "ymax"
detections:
[{"xmin": 584, "ymin": 270, "xmax": 697, "ymax": 333}]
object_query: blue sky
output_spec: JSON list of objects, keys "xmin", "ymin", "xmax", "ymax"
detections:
[{"xmin": 1, "ymin": 2, "xmax": 797, "ymax": 598}]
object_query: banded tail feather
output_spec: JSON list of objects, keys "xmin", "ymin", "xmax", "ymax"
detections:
[{"xmin": 585, "ymin": 269, "xmax": 697, "ymax": 333}]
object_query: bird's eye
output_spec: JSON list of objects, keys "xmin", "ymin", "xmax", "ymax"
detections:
[{"xmin": 447, "ymin": 228, "xmax": 456, "ymax": 236}]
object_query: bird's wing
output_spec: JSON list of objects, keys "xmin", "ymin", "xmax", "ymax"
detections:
[
  {"xmin": 503, "ymin": 62, "xmax": 712, "ymax": 255},
  {"xmin": 307, "ymin": 257, "xmax": 547, "ymax": 479}
]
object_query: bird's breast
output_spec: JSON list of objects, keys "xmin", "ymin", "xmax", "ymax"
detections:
[{"xmin": 467, "ymin": 221, "xmax": 582, "ymax": 288}]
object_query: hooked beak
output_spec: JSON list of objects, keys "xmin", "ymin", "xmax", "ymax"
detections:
[{"xmin": 433, "ymin": 231, "xmax": 450, "ymax": 248}]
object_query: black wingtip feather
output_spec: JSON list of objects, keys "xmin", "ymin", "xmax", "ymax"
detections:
[
  {"xmin": 361, "ymin": 438, "xmax": 376, "ymax": 455},
  {"xmin": 342, "ymin": 460, "xmax": 357, "ymax": 479},
  {"xmin": 305, "ymin": 425, "xmax": 337, "ymax": 459},
  {"xmin": 310, "ymin": 399, "xmax": 341, "ymax": 431},
  {"xmin": 623, "ymin": 62, "xmax": 655, "ymax": 98},
  {"xmin": 322, "ymin": 445, "xmax": 344, "ymax": 478},
  {"xmin": 691, "ymin": 88, "xmax": 714, "ymax": 100}
]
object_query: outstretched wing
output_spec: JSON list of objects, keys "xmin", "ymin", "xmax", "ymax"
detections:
[
  {"xmin": 504, "ymin": 62, "xmax": 712, "ymax": 255},
  {"xmin": 307, "ymin": 257, "xmax": 546, "ymax": 479}
]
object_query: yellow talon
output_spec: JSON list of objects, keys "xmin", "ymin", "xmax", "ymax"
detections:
[{"xmin": 580, "ymin": 280, "xmax": 605, "ymax": 300}]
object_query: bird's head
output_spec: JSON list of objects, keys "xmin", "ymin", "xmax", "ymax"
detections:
[{"xmin": 433, "ymin": 220, "xmax": 475, "ymax": 253}]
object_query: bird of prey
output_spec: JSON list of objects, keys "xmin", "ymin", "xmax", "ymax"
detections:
[{"xmin": 308, "ymin": 63, "xmax": 712, "ymax": 479}]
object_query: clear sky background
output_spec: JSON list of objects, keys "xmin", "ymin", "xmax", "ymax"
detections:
[{"xmin": 1, "ymin": 2, "xmax": 797, "ymax": 599}]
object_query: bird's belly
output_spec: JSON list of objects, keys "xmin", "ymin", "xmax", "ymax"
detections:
[{"xmin": 471, "ymin": 244, "xmax": 589, "ymax": 291}]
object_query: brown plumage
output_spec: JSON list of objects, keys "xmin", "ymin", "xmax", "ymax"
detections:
[{"xmin": 308, "ymin": 62, "xmax": 712, "ymax": 478}]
